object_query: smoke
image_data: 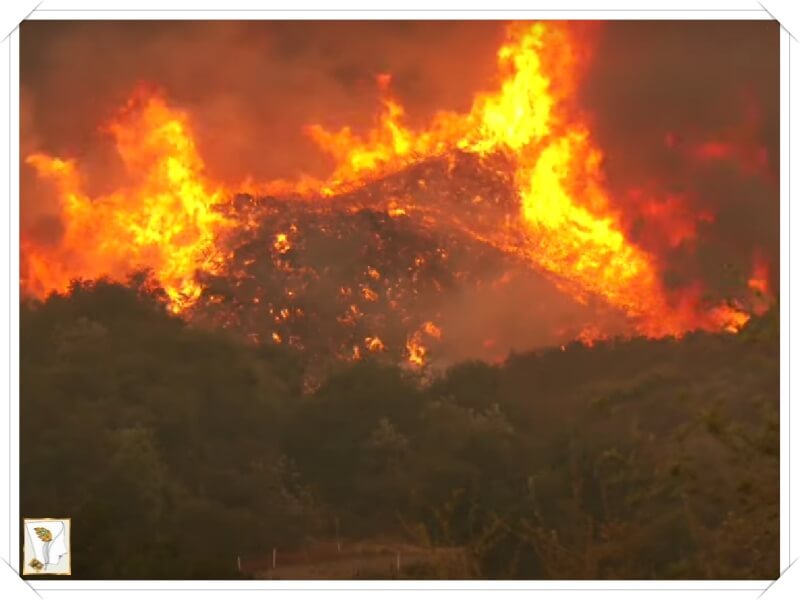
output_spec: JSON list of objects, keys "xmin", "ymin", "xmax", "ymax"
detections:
[
  {"xmin": 433, "ymin": 267, "xmax": 629, "ymax": 363},
  {"xmin": 577, "ymin": 20, "xmax": 779, "ymax": 292},
  {"xmin": 21, "ymin": 21, "xmax": 503, "ymax": 187},
  {"xmin": 20, "ymin": 20, "xmax": 780, "ymax": 358}
]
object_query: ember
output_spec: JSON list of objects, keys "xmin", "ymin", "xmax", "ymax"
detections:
[{"xmin": 21, "ymin": 21, "xmax": 774, "ymax": 368}]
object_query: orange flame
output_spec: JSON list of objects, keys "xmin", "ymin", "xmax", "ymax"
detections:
[
  {"xmin": 365, "ymin": 336, "xmax": 386, "ymax": 352},
  {"xmin": 301, "ymin": 22, "xmax": 752, "ymax": 337},
  {"xmin": 748, "ymin": 256, "xmax": 771, "ymax": 296},
  {"xmin": 23, "ymin": 85, "xmax": 229, "ymax": 312},
  {"xmin": 22, "ymin": 23, "xmax": 765, "ymax": 345},
  {"xmin": 747, "ymin": 252, "xmax": 773, "ymax": 316},
  {"xmin": 421, "ymin": 321, "xmax": 442, "ymax": 339},
  {"xmin": 405, "ymin": 321, "xmax": 443, "ymax": 367},
  {"xmin": 273, "ymin": 232, "xmax": 292, "ymax": 254},
  {"xmin": 406, "ymin": 333, "xmax": 427, "ymax": 368}
]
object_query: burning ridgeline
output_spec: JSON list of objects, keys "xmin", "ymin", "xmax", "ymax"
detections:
[{"xmin": 22, "ymin": 22, "xmax": 773, "ymax": 370}]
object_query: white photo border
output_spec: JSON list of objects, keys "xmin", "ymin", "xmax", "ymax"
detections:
[{"xmin": 0, "ymin": 2, "xmax": 795, "ymax": 597}]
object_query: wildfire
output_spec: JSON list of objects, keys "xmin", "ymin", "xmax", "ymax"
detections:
[
  {"xmin": 747, "ymin": 253, "xmax": 773, "ymax": 316},
  {"xmin": 301, "ymin": 22, "xmax": 752, "ymax": 337},
  {"xmin": 365, "ymin": 336, "xmax": 386, "ymax": 352},
  {"xmin": 273, "ymin": 232, "xmax": 292, "ymax": 254},
  {"xmin": 576, "ymin": 325, "xmax": 607, "ymax": 348},
  {"xmin": 405, "ymin": 321, "xmax": 443, "ymax": 368},
  {"xmin": 23, "ymin": 85, "xmax": 229, "ymax": 312},
  {"xmin": 748, "ymin": 256, "xmax": 771, "ymax": 296},
  {"xmin": 420, "ymin": 321, "xmax": 442, "ymax": 339},
  {"xmin": 361, "ymin": 286, "xmax": 379, "ymax": 302},
  {"xmin": 406, "ymin": 334, "xmax": 428, "ymax": 368},
  {"xmin": 21, "ymin": 22, "xmax": 772, "ymax": 361}
]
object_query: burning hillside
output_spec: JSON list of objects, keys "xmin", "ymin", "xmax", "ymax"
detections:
[
  {"xmin": 21, "ymin": 21, "xmax": 775, "ymax": 368},
  {"xmin": 191, "ymin": 159, "xmax": 630, "ymax": 369}
]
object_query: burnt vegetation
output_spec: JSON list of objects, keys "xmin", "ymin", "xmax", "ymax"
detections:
[
  {"xmin": 20, "ymin": 277, "xmax": 778, "ymax": 579},
  {"xmin": 191, "ymin": 154, "xmax": 547, "ymax": 369},
  {"xmin": 19, "ymin": 20, "xmax": 779, "ymax": 581}
]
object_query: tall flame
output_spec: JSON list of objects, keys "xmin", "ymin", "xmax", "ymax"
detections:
[
  {"xmin": 23, "ymin": 86, "xmax": 229, "ymax": 312},
  {"xmin": 22, "ymin": 22, "xmax": 761, "ymax": 348},
  {"xmin": 303, "ymin": 22, "xmax": 750, "ymax": 337}
]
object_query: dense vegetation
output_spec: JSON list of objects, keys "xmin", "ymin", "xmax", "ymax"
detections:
[{"xmin": 21, "ymin": 279, "xmax": 779, "ymax": 579}]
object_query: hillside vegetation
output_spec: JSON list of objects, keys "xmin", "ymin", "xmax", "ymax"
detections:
[{"xmin": 21, "ymin": 279, "xmax": 779, "ymax": 579}]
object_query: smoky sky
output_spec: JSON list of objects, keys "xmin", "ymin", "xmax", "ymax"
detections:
[
  {"xmin": 20, "ymin": 21, "xmax": 504, "ymax": 185},
  {"xmin": 20, "ymin": 19, "xmax": 780, "ymax": 289},
  {"xmin": 578, "ymin": 20, "xmax": 779, "ymax": 289}
]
